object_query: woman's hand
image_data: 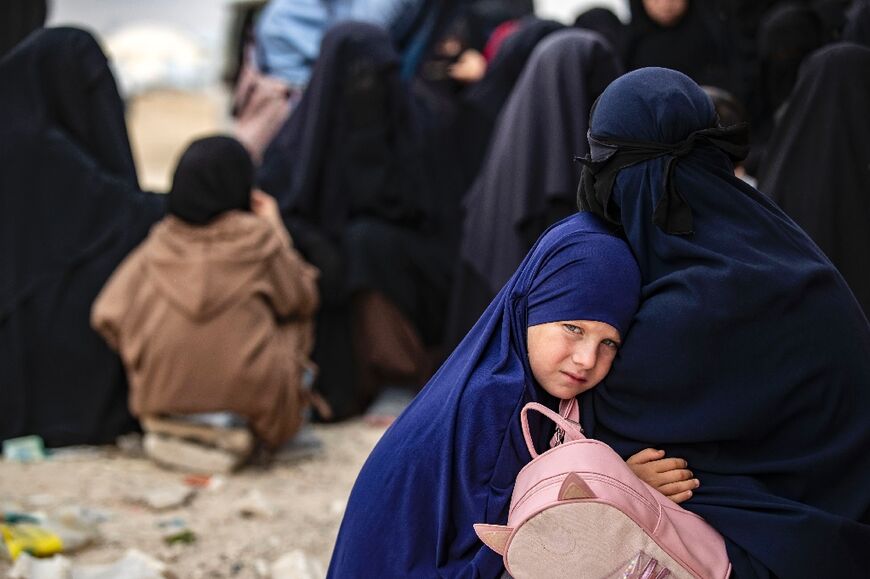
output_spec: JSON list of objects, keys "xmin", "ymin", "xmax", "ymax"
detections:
[{"xmin": 626, "ymin": 448, "xmax": 699, "ymax": 504}]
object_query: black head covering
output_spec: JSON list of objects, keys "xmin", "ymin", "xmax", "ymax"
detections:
[
  {"xmin": 0, "ymin": 28, "xmax": 165, "ymax": 446},
  {"xmin": 461, "ymin": 29, "xmax": 622, "ymax": 295},
  {"xmin": 2, "ymin": 27, "xmax": 139, "ymax": 185},
  {"xmin": 844, "ymin": 0, "xmax": 870, "ymax": 45},
  {"xmin": 624, "ymin": 0, "xmax": 728, "ymax": 87},
  {"xmin": 169, "ymin": 136, "xmax": 253, "ymax": 225},
  {"xmin": 758, "ymin": 3, "xmax": 825, "ymax": 117},
  {"xmin": 577, "ymin": 67, "xmax": 870, "ymax": 578},
  {"xmin": 0, "ymin": 0, "xmax": 46, "ymax": 58},
  {"xmin": 258, "ymin": 22, "xmax": 426, "ymax": 238},
  {"xmin": 758, "ymin": 43, "xmax": 870, "ymax": 316},
  {"xmin": 573, "ymin": 7, "xmax": 626, "ymax": 57}
]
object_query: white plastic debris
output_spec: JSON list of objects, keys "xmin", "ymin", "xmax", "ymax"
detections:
[
  {"xmin": 235, "ymin": 490, "xmax": 276, "ymax": 519},
  {"xmin": 270, "ymin": 551, "xmax": 325, "ymax": 579},
  {"xmin": 134, "ymin": 485, "xmax": 195, "ymax": 511},
  {"xmin": 9, "ymin": 549, "xmax": 172, "ymax": 579}
]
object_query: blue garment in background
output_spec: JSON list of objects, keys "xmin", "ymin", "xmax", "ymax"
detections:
[
  {"xmin": 580, "ymin": 68, "xmax": 870, "ymax": 579},
  {"xmin": 328, "ymin": 212, "xmax": 640, "ymax": 578},
  {"xmin": 255, "ymin": 0, "xmax": 431, "ymax": 87},
  {"xmin": 255, "ymin": 0, "xmax": 353, "ymax": 87}
]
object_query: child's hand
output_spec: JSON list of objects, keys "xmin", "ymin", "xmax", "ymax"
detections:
[
  {"xmin": 251, "ymin": 189, "xmax": 280, "ymax": 221},
  {"xmin": 626, "ymin": 448, "xmax": 699, "ymax": 504},
  {"xmin": 448, "ymin": 49, "xmax": 487, "ymax": 83},
  {"xmin": 251, "ymin": 189, "xmax": 291, "ymax": 245}
]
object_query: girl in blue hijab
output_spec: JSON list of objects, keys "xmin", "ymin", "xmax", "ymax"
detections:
[
  {"xmin": 328, "ymin": 212, "xmax": 645, "ymax": 577},
  {"xmin": 577, "ymin": 67, "xmax": 870, "ymax": 578}
]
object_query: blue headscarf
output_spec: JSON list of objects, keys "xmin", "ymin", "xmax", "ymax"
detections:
[
  {"xmin": 328, "ymin": 212, "xmax": 640, "ymax": 578},
  {"xmin": 579, "ymin": 68, "xmax": 870, "ymax": 578}
]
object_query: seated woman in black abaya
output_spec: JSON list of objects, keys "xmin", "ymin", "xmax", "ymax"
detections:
[
  {"xmin": 257, "ymin": 22, "xmax": 460, "ymax": 420},
  {"xmin": 0, "ymin": 28, "xmax": 165, "ymax": 446}
]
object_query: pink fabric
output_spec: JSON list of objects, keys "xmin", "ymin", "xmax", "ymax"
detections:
[
  {"xmin": 483, "ymin": 20, "xmax": 521, "ymax": 62},
  {"xmin": 476, "ymin": 402, "xmax": 731, "ymax": 578}
]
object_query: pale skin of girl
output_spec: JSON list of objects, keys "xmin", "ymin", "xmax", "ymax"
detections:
[{"xmin": 528, "ymin": 320, "xmax": 699, "ymax": 504}]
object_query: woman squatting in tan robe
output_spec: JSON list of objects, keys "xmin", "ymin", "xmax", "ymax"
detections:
[{"xmin": 92, "ymin": 136, "xmax": 318, "ymax": 449}]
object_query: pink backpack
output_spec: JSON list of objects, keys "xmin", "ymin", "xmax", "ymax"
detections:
[{"xmin": 474, "ymin": 402, "xmax": 731, "ymax": 579}]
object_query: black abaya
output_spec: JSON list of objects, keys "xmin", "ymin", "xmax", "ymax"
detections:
[
  {"xmin": 258, "ymin": 22, "xmax": 460, "ymax": 417},
  {"xmin": 0, "ymin": 29, "xmax": 165, "ymax": 445},
  {"xmin": 758, "ymin": 42, "xmax": 870, "ymax": 318}
]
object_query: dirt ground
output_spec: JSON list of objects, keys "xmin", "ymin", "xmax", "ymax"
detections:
[{"xmin": 0, "ymin": 421, "xmax": 386, "ymax": 577}]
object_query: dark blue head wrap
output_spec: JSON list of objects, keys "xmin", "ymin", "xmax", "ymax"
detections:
[
  {"xmin": 329, "ymin": 212, "xmax": 640, "ymax": 577},
  {"xmin": 579, "ymin": 68, "xmax": 870, "ymax": 578}
]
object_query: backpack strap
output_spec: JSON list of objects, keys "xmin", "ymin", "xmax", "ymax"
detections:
[
  {"xmin": 549, "ymin": 397, "xmax": 583, "ymax": 448},
  {"xmin": 559, "ymin": 397, "xmax": 580, "ymax": 422},
  {"xmin": 521, "ymin": 402, "xmax": 586, "ymax": 459}
]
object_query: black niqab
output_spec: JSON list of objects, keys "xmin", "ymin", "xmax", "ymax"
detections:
[
  {"xmin": 573, "ymin": 7, "xmax": 626, "ymax": 57},
  {"xmin": 258, "ymin": 22, "xmax": 426, "ymax": 239},
  {"xmin": 169, "ymin": 136, "xmax": 253, "ymax": 225},
  {"xmin": 0, "ymin": 0, "xmax": 46, "ymax": 58},
  {"xmin": 758, "ymin": 42, "xmax": 870, "ymax": 317},
  {"xmin": 257, "ymin": 23, "xmax": 458, "ymax": 419},
  {"xmin": 624, "ymin": 0, "xmax": 728, "ymax": 87},
  {"xmin": 10, "ymin": 27, "xmax": 139, "ymax": 185},
  {"xmin": 758, "ymin": 3, "xmax": 825, "ymax": 117}
]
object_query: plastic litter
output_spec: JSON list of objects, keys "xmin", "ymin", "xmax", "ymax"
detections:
[{"xmin": 3, "ymin": 436, "xmax": 46, "ymax": 463}]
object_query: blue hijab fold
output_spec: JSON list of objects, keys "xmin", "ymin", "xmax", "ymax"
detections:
[
  {"xmin": 580, "ymin": 68, "xmax": 870, "ymax": 579},
  {"xmin": 329, "ymin": 212, "xmax": 639, "ymax": 578}
]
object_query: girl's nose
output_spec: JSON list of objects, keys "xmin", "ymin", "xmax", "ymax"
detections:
[{"xmin": 572, "ymin": 343, "xmax": 597, "ymax": 369}]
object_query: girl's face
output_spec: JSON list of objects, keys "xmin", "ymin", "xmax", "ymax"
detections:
[{"xmin": 527, "ymin": 320, "xmax": 621, "ymax": 400}]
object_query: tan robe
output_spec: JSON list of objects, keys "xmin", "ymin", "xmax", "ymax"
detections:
[{"xmin": 92, "ymin": 212, "xmax": 318, "ymax": 448}]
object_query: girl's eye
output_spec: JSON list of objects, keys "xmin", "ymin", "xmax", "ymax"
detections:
[
  {"xmin": 563, "ymin": 324, "xmax": 583, "ymax": 335},
  {"xmin": 601, "ymin": 339, "xmax": 620, "ymax": 350}
]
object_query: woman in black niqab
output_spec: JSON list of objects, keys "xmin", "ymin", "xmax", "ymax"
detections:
[
  {"xmin": 574, "ymin": 7, "xmax": 626, "ymax": 58},
  {"xmin": 624, "ymin": 0, "xmax": 729, "ymax": 87},
  {"xmin": 0, "ymin": 0, "xmax": 46, "ymax": 58},
  {"xmin": 0, "ymin": 28, "xmax": 165, "ymax": 446},
  {"xmin": 577, "ymin": 66, "xmax": 870, "ymax": 578},
  {"xmin": 758, "ymin": 3, "xmax": 826, "ymax": 124},
  {"xmin": 758, "ymin": 42, "xmax": 870, "ymax": 317},
  {"xmin": 258, "ymin": 22, "xmax": 459, "ymax": 418}
]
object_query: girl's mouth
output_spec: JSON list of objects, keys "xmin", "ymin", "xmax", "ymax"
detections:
[{"xmin": 562, "ymin": 371, "xmax": 587, "ymax": 383}]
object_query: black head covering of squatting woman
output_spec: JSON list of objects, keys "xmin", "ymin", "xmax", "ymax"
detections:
[{"xmin": 168, "ymin": 136, "xmax": 253, "ymax": 225}]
